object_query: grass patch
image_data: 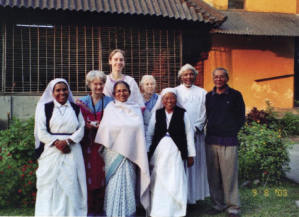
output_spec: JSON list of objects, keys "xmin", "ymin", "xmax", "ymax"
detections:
[
  {"xmin": 187, "ymin": 178, "xmax": 298, "ymax": 217},
  {"xmin": 0, "ymin": 180, "xmax": 298, "ymax": 216},
  {"xmin": 0, "ymin": 207, "xmax": 34, "ymax": 216}
]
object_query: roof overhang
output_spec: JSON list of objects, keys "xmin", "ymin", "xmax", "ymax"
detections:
[
  {"xmin": 211, "ymin": 10, "xmax": 299, "ymax": 37},
  {"xmin": 0, "ymin": 0, "xmax": 226, "ymax": 26}
]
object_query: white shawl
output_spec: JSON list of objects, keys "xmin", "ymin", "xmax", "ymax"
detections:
[{"xmin": 95, "ymin": 100, "xmax": 150, "ymax": 211}]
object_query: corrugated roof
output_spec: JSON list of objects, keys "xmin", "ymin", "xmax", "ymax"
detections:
[
  {"xmin": 0, "ymin": 0, "xmax": 226, "ymax": 25},
  {"xmin": 211, "ymin": 10, "xmax": 299, "ymax": 37}
]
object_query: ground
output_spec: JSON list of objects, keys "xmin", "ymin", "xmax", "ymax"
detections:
[
  {"xmin": 187, "ymin": 179, "xmax": 298, "ymax": 217},
  {"xmin": 0, "ymin": 178, "xmax": 298, "ymax": 217}
]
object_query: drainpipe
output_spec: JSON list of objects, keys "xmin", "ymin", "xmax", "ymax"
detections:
[
  {"xmin": 10, "ymin": 96, "xmax": 13, "ymax": 119},
  {"xmin": 7, "ymin": 96, "xmax": 13, "ymax": 128}
]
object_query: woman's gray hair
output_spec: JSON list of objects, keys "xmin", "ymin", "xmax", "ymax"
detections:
[
  {"xmin": 86, "ymin": 70, "xmax": 107, "ymax": 86},
  {"xmin": 139, "ymin": 75, "xmax": 157, "ymax": 87},
  {"xmin": 212, "ymin": 67, "xmax": 229, "ymax": 79},
  {"xmin": 178, "ymin": 63, "xmax": 198, "ymax": 79}
]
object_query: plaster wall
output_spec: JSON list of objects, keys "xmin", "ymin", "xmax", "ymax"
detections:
[
  {"xmin": 204, "ymin": 35, "xmax": 294, "ymax": 111},
  {"xmin": 203, "ymin": 0, "xmax": 228, "ymax": 9},
  {"xmin": 203, "ymin": 0, "xmax": 297, "ymax": 13},
  {"xmin": 0, "ymin": 95, "xmax": 82, "ymax": 129},
  {"xmin": 245, "ymin": 0, "xmax": 296, "ymax": 13}
]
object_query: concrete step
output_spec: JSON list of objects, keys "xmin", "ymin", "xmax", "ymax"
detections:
[{"xmin": 285, "ymin": 144, "xmax": 299, "ymax": 184}]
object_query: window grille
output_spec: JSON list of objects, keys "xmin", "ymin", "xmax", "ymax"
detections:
[
  {"xmin": 0, "ymin": 24, "xmax": 182, "ymax": 94},
  {"xmin": 228, "ymin": 0, "xmax": 244, "ymax": 9}
]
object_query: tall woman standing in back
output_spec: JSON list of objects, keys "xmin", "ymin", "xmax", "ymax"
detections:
[{"xmin": 103, "ymin": 49, "xmax": 145, "ymax": 108}]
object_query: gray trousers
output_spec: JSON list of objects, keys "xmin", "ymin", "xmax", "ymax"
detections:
[{"xmin": 205, "ymin": 144, "xmax": 240, "ymax": 214}]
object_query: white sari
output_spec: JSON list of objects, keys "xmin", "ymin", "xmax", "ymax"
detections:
[
  {"xmin": 95, "ymin": 100, "xmax": 150, "ymax": 217},
  {"xmin": 34, "ymin": 79, "xmax": 87, "ymax": 216},
  {"xmin": 35, "ymin": 101, "xmax": 87, "ymax": 216},
  {"xmin": 146, "ymin": 106, "xmax": 196, "ymax": 217}
]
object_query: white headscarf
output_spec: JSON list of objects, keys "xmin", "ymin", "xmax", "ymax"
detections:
[
  {"xmin": 34, "ymin": 78, "xmax": 74, "ymax": 148},
  {"xmin": 152, "ymin": 87, "xmax": 183, "ymax": 111},
  {"xmin": 160, "ymin": 87, "xmax": 177, "ymax": 98}
]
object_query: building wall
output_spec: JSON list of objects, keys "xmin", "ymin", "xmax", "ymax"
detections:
[
  {"xmin": 204, "ymin": 35, "xmax": 294, "ymax": 111},
  {"xmin": 203, "ymin": 0, "xmax": 297, "ymax": 13},
  {"xmin": 245, "ymin": 0, "xmax": 296, "ymax": 13},
  {"xmin": 203, "ymin": 0, "xmax": 228, "ymax": 9},
  {"xmin": 0, "ymin": 95, "xmax": 85, "ymax": 129},
  {"xmin": 0, "ymin": 96, "xmax": 39, "ymax": 129}
]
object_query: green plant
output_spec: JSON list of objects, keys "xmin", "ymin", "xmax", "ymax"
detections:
[
  {"xmin": 238, "ymin": 122, "xmax": 291, "ymax": 185},
  {"xmin": 247, "ymin": 107, "xmax": 271, "ymax": 125},
  {"xmin": 247, "ymin": 102, "xmax": 299, "ymax": 137},
  {"xmin": 0, "ymin": 118, "xmax": 37, "ymax": 208},
  {"xmin": 279, "ymin": 112, "xmax": 299, "ymax": 136}
]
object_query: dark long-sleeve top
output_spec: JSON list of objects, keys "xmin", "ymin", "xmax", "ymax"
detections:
[{"xmin": 205, "ymin": 85, "xmax": 245, "ymax": 146}]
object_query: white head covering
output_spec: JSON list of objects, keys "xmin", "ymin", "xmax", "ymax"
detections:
[
  {"xmin": 160, "ymin": 87, "xmax": 177, "ymax": 98},
  {"xmin": 152, "ymin": 87, "xmax": 183, "ymax": 111},
  {"xmin": 178, "ymin": 63, "xmax": 198, "ymax": 79},
  {"xmin": 34, "ymin": 78, "xmax": 74, "ymax": 148},
  {"xmin": 37, "ymin": 78, "xmax": 74, "ymax": 106}
]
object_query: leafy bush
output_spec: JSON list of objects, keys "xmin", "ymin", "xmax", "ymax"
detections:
[
  {"xmin": 247, "ymin": 107, "xmax": 270, "ymax": 125},
  {"xmin": 238, "ymin": 122, "xmax": 291, "ymax": 185},
  {"xmin": 0, "ymin": 118, "xmax": 37, "ymax": 208},
  {"xmin": 247, "ymin": 105, "xmax": 299, "ymax": 137},
  {"xmin": 278, "ymin": 112, "xmax": 299, "ymax": 136}
]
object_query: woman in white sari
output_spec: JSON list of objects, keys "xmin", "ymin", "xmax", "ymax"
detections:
[
  {"xmin": 146, "ymin": 88, "xmax": 196, "ymax": 217},
  {"xmin": 34, "ymin": 78, "xmax": 87, "ymax": 216},
  {"xmin": 95, "ymin": 81, "xmax": 150, "ymax": 217}
]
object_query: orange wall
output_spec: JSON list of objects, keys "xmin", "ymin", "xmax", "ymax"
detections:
[
  {"xmin": 203, "ymin": 0, "xmax": 297, "ymax": 13},
  {"xmin": 245, "ymin": 0, "xmax": 296, "ymax": 13},
  {"xmin": 203, "ymin": 0, "xmax": 228, "ymax": 9},
  {"xmin": 204, "ymin": 35, "xmax": 295, "ymax": 111}
]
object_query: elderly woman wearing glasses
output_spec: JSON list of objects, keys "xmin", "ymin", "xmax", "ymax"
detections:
[
  {"xmin": 146, "ymin": 87, "xmax": 196, "ymax": 217},
  {"xmin": 95, "ymin": 81, "xmax": 150, "ymax": 217}
]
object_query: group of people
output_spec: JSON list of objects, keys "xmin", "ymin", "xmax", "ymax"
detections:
[{"xmin": 34, "ymin": 49, "xmax": 245, "ymax": 217}]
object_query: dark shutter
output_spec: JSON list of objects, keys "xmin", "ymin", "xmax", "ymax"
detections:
[{"xmin": 1, "ymin": 24, "xmax": 182, "ymax": 93}]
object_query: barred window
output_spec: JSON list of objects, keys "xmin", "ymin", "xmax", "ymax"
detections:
[
  {"xmin": 228, "ymin": 0, "xmax": 244, "ymax": 9},
  {"xmin": 0, "ymin": 24, "xmax": 182, "ymax": 94}
]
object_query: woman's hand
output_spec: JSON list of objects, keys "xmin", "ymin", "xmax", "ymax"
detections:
[
  {"xmin": 54, "ymin": 140, "xmax": 71, "ymax": 154},
  {"xmin": 187, "ymin": 157, "xmax": 194, "ymax": 167}
]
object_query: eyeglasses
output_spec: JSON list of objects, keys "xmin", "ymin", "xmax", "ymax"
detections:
[
  {"xmin": 115, "ymin": 89, "xmax": 129, "ymax": 94},
  {"xmin": 213, "ymin": 75, "xmax": 227, "ymax": 80}
]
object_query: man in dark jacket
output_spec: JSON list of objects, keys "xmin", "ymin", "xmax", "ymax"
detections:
[{"xmin": 205, "ymin": 67, "xmax": 245, "ymax": 217}]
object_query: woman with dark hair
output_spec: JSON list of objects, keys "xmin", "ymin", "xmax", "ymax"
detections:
[
  {"xmin": 103, "ymin": 49, "xmax": 145, "ymax": 109},
  {"xmin": 95, "ymin": 81, "xmax": 150, "ymax": 217},
  {"xmin": 76, "ymin": 70, "xmax": 113, "ymax": 216},
  {"xmin": 34, "ymin": 78, "xmax": 87, "ymax": 216}
]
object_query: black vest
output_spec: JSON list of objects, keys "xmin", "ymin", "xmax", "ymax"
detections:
[
  {"xmin": 34, "ymin": 101, "xmax": 80, "ymax": 160},
  {"xmin": 149, "ymin": 106, "xmax": 188, "ymax": 160}
]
